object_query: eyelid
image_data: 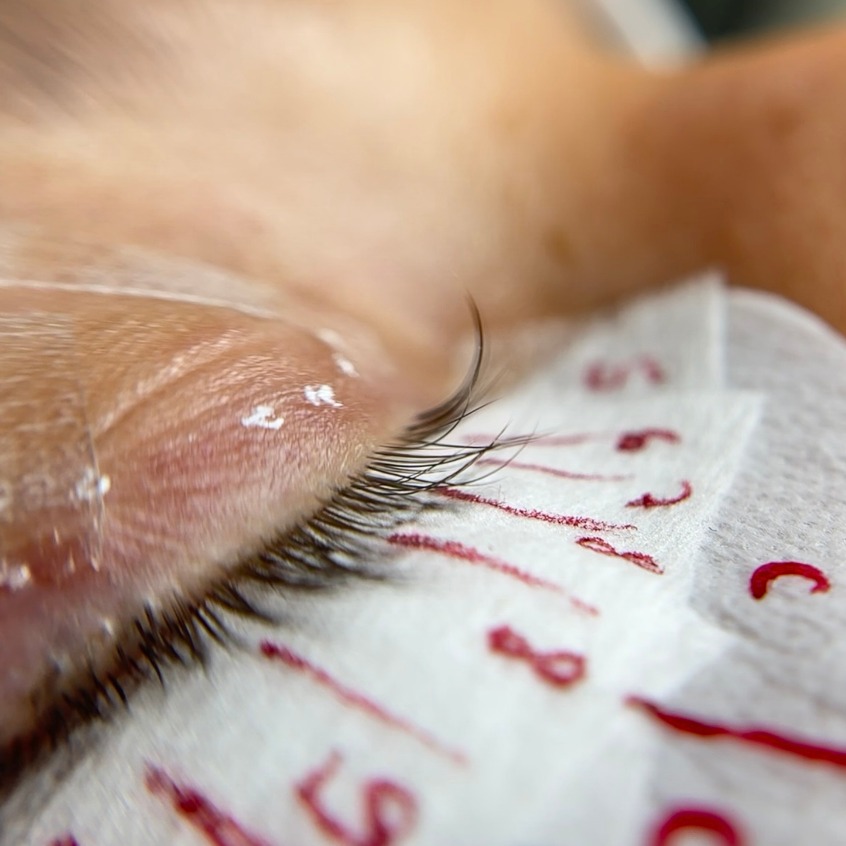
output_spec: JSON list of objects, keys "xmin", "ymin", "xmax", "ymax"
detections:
[{"xmin": 0, "ymin": 283, "xmax": 415, "ymax": 771}]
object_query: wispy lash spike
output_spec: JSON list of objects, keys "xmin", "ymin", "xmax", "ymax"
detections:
[
  {"xmin": 137, "ymin": 641, "xmax": 166, "ymax": 686},
  {"xmin": 193, "ymin": 602, "xmax": 230, "ymax": 645},
  {"xmin": 107, "ymin": 674, "xmax": 129, "ymax": 708},
  {"xmin": 209, "ymin": 583, "xmax": 270, "ymax": 621},
  {"xmin": 88, "ymin": 669, "xmax": 114, "ymax": 710}
]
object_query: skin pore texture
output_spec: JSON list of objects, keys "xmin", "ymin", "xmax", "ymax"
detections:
[{"xmin": 4, "ymin": 0, "xmax": 846, "ymax": 788}]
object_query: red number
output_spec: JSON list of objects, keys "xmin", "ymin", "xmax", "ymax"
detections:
[
  {"xmin": 488, "ymin": 625, "xmax": 586, "ymax": 688},
  {"xmin": 584, "ymin": 357, "xmax": 666, "ymax": 391},
  {"xmin": 749, "ymin": 561, "xmax": 831, "ymax": 600},
  {"xmin": 650, "ymin": 807, "xmax": 743, "ymax": 846},
  {"xmin": 297, "ymin": 752, "xmax": 418, "ymax": 846}
]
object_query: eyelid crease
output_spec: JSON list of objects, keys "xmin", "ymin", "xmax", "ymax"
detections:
[
  {"xmin": 0, "ymin": 276, "xmax": 281, "ymax": 321},
  {"xmin": 0, "ymin": 299, "xmax": 512, "ymax": 805}
]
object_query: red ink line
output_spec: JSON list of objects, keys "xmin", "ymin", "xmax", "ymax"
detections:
[
  {"xmin": 629, "ymin": 696, "xmax": 846, "ymax": 771},
  {"xmin": 461, "ymin": 433, "xmax": 597, "ymax": 447},
  {"xmin": 297, "ymin": 752, "xmax": 418, "ymax": 846},
  {"xmin": 532, "ymin": 433, "xmax": 600, "ymax": 447},
  {"xmin": 750, "ymin": 561, "xmax": 831, "ymax": 600},
  {"xmin": 584, "ymin": 357, "xmax": 667, "ymax": 391},
  {"xmin": 488, "ymin": 625, "xmax": 586, "ymax": 689},
  {"xmin": 388, "ymin": 533, "xmax": 598, "ymax": 616},
  {"xmin": 616, "ymin": 429, "xmax": 680, "ymax": 452},
  {"xmin": 49, "ymin": 838, "xmax": 80, "ymax": 846},
  {"xmin": 477, "ymin": 457, "xmax": 630, "ymax": 482},
  {"xmin": 260, "ymin": 641, "xmax": 467, "ymax": 765},
  {"xmin": 145, "ymin": 766, "xmax": 274, "ymax": 846},
  {"xmin": 651, "ymin": 808, "xmax": 743, "ymax": 846},
  {"xmin": 627, "ymin": 480, "xmax": 693, "ymax": 509},
  {"xmin": 438, "ymin": 488, "xmax": 634, "ymax": 532},
  {"xmin": 576, "ymin": 537, "xmax": 662, "ymax": 574}
]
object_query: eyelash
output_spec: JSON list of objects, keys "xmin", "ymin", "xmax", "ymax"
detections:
[{"xmin": 3, "ymin": 309, "xmax": 506, "ymax": 790}]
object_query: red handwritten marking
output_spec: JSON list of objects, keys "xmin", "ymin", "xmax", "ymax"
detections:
[
  {"xmin": 533, "ymin": 433, "xmax": 600, "ymax": 447},
  {"xmin": 477, "ymin": 457, "xmax": 630, "ymax": 482},
  {"xmin": 616, "ymin": 429, "xmax": 680, "ymax": 452},
  {"xmin": 750, "ymin": 561, "xmax": 831, "ymax": 600},
  {"xmin": 438, "ymin": 488, "xmax": 634, "ymax": 532},
  {"xmin": 488, "ymin": 626, "xmax": 586, "ymax": 689},
  {"xmin": 297, "ymin": 752, "xmax": 418, "ymax": 846},
  {"xmin": 388, "ymin": 533, "xmax": 598, "ymax": 616},
  {"xmin": 576, "ymin": 537, "xmax": 662, "ymax": 574},
  {"xmin": 584, "ymin": 357, "xmax": 667, "ymax": 391},
  {"xmin": 627, "ymin": 480, "xmax": 693, "ymax": 509},
  {"xmin": 49, "ymin": 838, "xmax": 80, "ymax": 846},
  {"xmin": 461, "ymin": 433, "xmax": 597, "ymax": 447},
  {"xmin": 629, "ymin": 696, "xmax": 846, "ymax": 770},
  {"xmin": 260, "ymin": 641, "xmax": 466, "ymax": 765},
  {"xmin": 650, "ymin": 808, "xmax": 743, "ymax": 846},
  {"xmin": 145, "ymin": 766, "xmax": 273, "ymax": 846}
]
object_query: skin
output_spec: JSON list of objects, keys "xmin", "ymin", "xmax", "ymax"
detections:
[{"xmin": 3, "ymin": 0, "xmax": 846, "ymax": 781}]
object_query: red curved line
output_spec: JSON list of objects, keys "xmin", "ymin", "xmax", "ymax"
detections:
[
  {"xmin": 389, "ymin": 533, "xmax": 599, "ymax": 615},
  {"xmin": 477, "ymin": 457, "xmax": 630, "ymax": 482},
  {"xmin": 616, "ymin": 429, "xmax": 680, "ymax": 452},
  {"xmin": 145, "ymin": 766, "xmax": 273, "ymax": 846},
  {"xmin": 651, "ymin": 807, "xmax": 743, "ymax": 846},
  {"xmin": 576, "ymin": 536, "xmax": 662, "ymax": 574},
  {"xmin": 260, "ymin": 641, "xmax": 467, "ymax": 765},
  {"xmin": 749, "ymin": 561, "xmax": 831, "ymax": 600},
  {"xmin": 438, "ymin": 488, "xmax": 634, "ymax": 531},
  {"xmin": 629, "ymin": 696, "xmax": 846, "ymax": 770},
  {"xmin": 626, "ymin": 480, "xmax": 692, "ymax": 509}
]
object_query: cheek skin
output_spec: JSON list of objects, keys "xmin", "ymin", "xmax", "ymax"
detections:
[
  {"xmin": 621, "ymin": 27, "xmax": 846, "ymax": 335},
  {"xmin": 0, "ymin": 284, "xmax": 414, "ymax": 751}
]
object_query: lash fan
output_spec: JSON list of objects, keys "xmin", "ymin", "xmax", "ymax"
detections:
[{"xmin": 0, "ymin": 304, "xmax": 515, "ymax": 792}]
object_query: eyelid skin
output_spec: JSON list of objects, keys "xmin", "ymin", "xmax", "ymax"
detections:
[{"xmin": 0, "ymin": 280, "xmax": 418, "ymax": 764}]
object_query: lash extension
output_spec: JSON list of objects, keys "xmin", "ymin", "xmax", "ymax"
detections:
[{"xmin": 0, "ymin": 305, "xmax": 510, "ymax": 793}]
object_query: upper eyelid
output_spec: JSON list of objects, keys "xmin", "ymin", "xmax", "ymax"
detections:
[
  {"xmin": 0, "ymin": 281, "xmax": 493, "ymax": 803},
  {"xmin": 0, "ymin": 285, "xmax": 382, "ymax": 783}
]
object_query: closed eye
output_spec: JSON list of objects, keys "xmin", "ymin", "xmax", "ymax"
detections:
[
  {"xmin": 0, "ymin": 0, "xmax": 586, "ymax": 814},
  {"xmin": 0, "ymin": 276, "xmax": 502, "ymax": 797}
]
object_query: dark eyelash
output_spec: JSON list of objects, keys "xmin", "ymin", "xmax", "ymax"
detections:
[{"xmin": 1, "ymin": 306, "xmax": 511, "ymax": 795}]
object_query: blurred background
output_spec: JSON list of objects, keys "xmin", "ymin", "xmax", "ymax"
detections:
[{"xmin": 680, "ymin": 0, "xmax": 846, "ymax": 40}]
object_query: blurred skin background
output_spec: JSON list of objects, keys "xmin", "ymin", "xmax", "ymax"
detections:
[{"xmin": 5, "ymin": 0, "xmax": 846, "ymax": 400}]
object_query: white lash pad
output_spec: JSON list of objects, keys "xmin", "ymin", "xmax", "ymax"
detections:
[{"xmin": 21, "ymin": 271, "xmax": 846, "ymax": 845}]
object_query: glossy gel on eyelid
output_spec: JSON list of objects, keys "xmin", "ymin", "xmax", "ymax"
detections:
[
  {"xmin": 0, "ymin": 311, "xmax": 104, "ymax": 584},
  {"xmin": 0, "ymin": 284, "xmax": 415, "ymax": 776}
]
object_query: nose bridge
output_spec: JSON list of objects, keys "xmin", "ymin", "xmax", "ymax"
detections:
[{"xmin": 0, "ymin": 308, "xmax": 105, "ymax": 592}]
